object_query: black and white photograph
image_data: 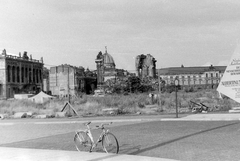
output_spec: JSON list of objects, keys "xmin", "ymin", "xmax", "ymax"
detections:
[{"xmin": 1, "ymin": 0, "xmax": 240, "ymax": 161}]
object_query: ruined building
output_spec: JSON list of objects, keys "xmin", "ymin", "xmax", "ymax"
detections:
[
  {"xmin": 49, "ymin": 64, "xmax": 97, "ymax": 96},
  {"xmin": 135, "ymin": 54, "xmax": 157, "ymax": 79},
  {"xmin": 95, "ymin": 47, "xmax": 128, "ymax": 88},
  {"xmin": 0, "ymin": 49, "xmax": 44, "ymax": 99},
  {"xmin": 95, "ymin": 47, "xmax": 117, "ymax": 87}
]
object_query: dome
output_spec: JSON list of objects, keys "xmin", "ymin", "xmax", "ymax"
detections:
[{"xmin": 103, "ymin": 51, "xmax": 115, "ymax": 69}]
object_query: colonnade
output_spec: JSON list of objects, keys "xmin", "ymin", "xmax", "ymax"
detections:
[{"xmin": 7, "ymin": 65, "xmax": 42, "ymax": 84}]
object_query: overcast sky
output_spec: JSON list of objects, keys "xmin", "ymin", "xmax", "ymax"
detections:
[{"xmin": 1, "ymin": 0, "xmax": 240, "ymax": 72}]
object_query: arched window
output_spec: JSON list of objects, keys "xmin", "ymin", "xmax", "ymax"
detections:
[
  {"xmin": 36, "ymin": 69, "xmax": 39, "ymax": 83},
  {"xmin": 12, "ymin": 66, "xmax": 15, "ymax": 82},
  {"xmin": 33, "ymin": 69, "xmax": 35, "ymax": 83},
  {"xmin": 39, "ymin": 69, "xmax": 42, "ymax": 82},
  {"xmin": 21, "ymin": 67, "xmax": 24, "ymax": 83},
  {"xmin": 29, "ymin": 68, "xmax": 32, "ymax": 83},
  {"xmin": 17, "ymin": 67, "xmax": 20, "ymax": 83},
  {"xmin": 7, "ymin": 65, "xmax": 11, "ymax": 82}
]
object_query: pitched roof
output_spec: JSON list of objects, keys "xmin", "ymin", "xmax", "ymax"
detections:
[{"xmin": 158, "ymin": 66, "xmax": 226, "ymax": 75}]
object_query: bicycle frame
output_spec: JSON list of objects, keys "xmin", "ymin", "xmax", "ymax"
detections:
[
  {"xmin": 74, "ymin": 122, "xmax": 119, "ymax": 154},
  {"xmin": 84, "ymin": 123, "xmax": 109, "ymax": 152}
]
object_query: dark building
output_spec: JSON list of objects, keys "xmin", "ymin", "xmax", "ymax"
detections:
[{"xmin": 0, "ymin": 49, "xmax": 44, "ymax": 99}]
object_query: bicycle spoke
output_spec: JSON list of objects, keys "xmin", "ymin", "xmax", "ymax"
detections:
[
  {"xmin": 102, "ymin": 133, "xmax": 119, "ymax": 154},
  {"xmin": 74, "ymin": 132, "xmax": 92, "ymax": 152}
]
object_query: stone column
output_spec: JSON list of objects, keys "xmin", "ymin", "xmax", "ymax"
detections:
[{"xmin": 95, "ymin": 59, "xmax": 103, "ymax": 86}]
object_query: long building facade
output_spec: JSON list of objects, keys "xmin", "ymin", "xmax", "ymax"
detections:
[
  {"xmin": 0, "ymin": 49, "xmax": 44, "ymax": 99},
  {"xmin": 158, "ymin": 65, "xmax": 226, "ymax": 89}
]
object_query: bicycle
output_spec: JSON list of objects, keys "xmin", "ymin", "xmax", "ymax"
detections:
[{"xmin": 74, "ymin": 121, "xmax": 119, "ymax": 154}]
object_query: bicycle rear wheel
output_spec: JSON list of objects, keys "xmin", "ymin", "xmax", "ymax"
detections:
[
  {"xmin": 102, "ymin": 132, "xmax": 119, "ymax": 154},
  {"xmin": 74, "ymin": 131, "xmax": 92, "ymax": 152}
]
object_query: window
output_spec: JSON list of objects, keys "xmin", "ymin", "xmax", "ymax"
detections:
[
  {"xmin": 12, "ymin": 66, "xmax": 15, "ymax": 82},
  {"xmin": 33, "ymin": 69, "xmax": 35, "ymax": 83},
  {"xmin": 7, "ymin": 65, "xmax": 11, "ymax": 82},
  {"xmin": 39, "ymin": 70, "xmax": 42, "ymax": 82},
  {"xmin": 21, "ymin": 67, "xmax": 24, "ymax": 83},
  {"xmin": 36, "ymin": 69, "xmax": 39, "ymax": 83},
  {"xmin": 29, "ymin": 68, "xmax": 32, "ymax": 83},
  {"xmin": 17, "ymin": 67, "xmax": 20, "ymax": 83}
]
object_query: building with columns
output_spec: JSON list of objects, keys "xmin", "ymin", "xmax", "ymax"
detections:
[
  {"xmin": 0, "ymin": 49, "xmax": 44, "ymax": 99},
  {"xmin": 158, "ymin": 65, "xmax": 226, "ymax": 89}
]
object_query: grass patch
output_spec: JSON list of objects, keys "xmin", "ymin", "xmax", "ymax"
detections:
[{"xmin": 0, "ymin": 89, "xmax": 239, "ymax": 117}]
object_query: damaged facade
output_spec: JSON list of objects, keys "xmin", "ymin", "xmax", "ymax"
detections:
[
  {"xmin": 49, "ymin": 64, "xmax": 97, "ymax": 97},
  {"xmin": 0, "ymin": 49, "xmax": 44, "ymax": 99},
  {"xmin": 135, "ymin": 54, "xmax": 157, "ymax": 79},
  {"xmin": 95, "ymin": 47, "xmax": 128, "ymax": 88}
]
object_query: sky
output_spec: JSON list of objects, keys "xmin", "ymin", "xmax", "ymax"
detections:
[{"xmin": 1, "ymin": 0, "xmax": 240, "ymax": 72}]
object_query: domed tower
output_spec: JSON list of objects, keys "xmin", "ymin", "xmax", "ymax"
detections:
[
  {"xmin": 103, "ymin": 46, "xmax": 115, "ymax": 69},
  {"xmin": 95, "ymin": 47, "xmax": 117, "ymax": 88}
]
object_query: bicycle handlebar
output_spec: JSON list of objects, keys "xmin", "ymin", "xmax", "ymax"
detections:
[
  {"xmin": 83, "ymin": 121, "xmax": 91, "ymax": 126},
  {"xmin": 96, "ymin": 122, "xmax": 113, "ymax": 129},
  {"xmin": 82, "ymin": 121, "xmax": 113, "ymax": 129}
]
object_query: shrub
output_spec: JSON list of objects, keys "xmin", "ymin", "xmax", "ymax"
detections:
[{"xmin": 0, "ymin": 89, "xmax": 239, "ymax": 116}]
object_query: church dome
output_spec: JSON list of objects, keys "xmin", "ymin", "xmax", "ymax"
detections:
[{"xmin": 103, "ymin": 49, "xmax": 115, "ymax": 69}]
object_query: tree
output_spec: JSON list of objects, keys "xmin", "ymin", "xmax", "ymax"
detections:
[{"xmin": 43, "ymin": 67, "xmax": 49, "ymax": 79}]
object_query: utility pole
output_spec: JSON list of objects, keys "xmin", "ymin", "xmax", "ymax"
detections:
[
  {"xmin": 68, "ymin": 66, "xmax": 70, "ymax": 103},
  {"xmin": 174, "ymin": 78, "xmax": 179, "ymax": 118},
  {"xmin": 158, "ymin": 74, "xmax": 162, "ymax": 111}
]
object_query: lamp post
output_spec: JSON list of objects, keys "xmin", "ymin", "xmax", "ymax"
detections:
[
  {"xmin": 158, "ymin": 75, "xmax": 162, "ymax": 111},
  {"xmin": 174, "ymin": 78, "xmax": 179, "ymax": 118}
]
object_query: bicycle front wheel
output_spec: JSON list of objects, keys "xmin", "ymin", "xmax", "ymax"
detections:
[
  {"xmin": 74, "ymin": 131, "xmax": 92, "ymax": 152},
  {"xmin": 102, "ymin": 132, "xmax": 119, "ymax": 154}
]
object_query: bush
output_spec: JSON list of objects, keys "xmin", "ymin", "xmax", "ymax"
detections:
[{"xmin": 0, "ymin": 89, "xmax": 239, "ymax": 117}]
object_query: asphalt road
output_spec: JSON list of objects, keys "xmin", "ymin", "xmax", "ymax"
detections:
[{"xmin": 1, "ymin": 116, "xmax": 240, "ymax": 161}]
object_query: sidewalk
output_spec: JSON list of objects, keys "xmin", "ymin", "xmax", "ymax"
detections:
[
  {"xmin": 0, "ymin": 147, "xmax": 178, "ymax": 161},
  {"xmin": 162, "ymin": 113, "xmax": 240, "ymax": 121}
]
